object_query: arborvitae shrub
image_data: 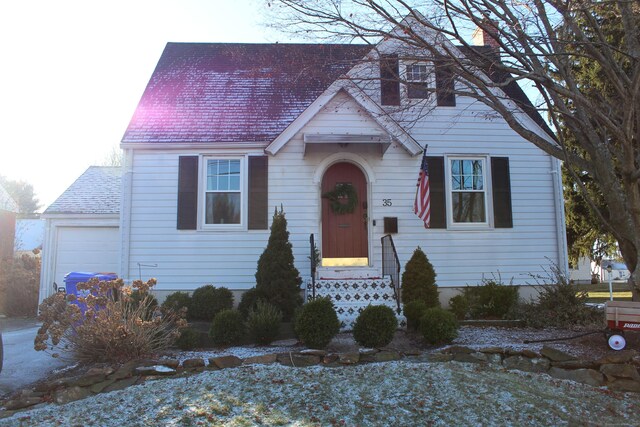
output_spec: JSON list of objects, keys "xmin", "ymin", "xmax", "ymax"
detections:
[
  {"xmin": 161, "ymin": 291, "xmax": 191, "ymax": 315},
  {"xmin": 353, "ymin": 305, "xmax": 398, "ymax": 348},
  {"xmin": 419, "ymin": 308, "xmax": 459, "ymax": 345},
  {"xmin": 209, "ymin": 309, "xmax": 244, "ymax": 346},
  {"xmin": 189, "ymin": 285, "xmax": 234, "ymax": 321},
  {"xmin": 247, "ymin": 300, "xmax": 282, "ymax": 345},
  {"xmin": 238, "ymin": 288, "xmax": 264, "ymax": 319},
  {"xmin": 175, "ymin": 328, "xmax": 201, "ymax": 350},
  {"xmin": 403, "ymin": 300, "xmax": 429, "ymax": 331},
  {"xmin": 255, "ymin": 207, "xmax": 303, "ymax": 321},
  {"xmin": 294, "ymin": 298, "xmax": 340, "ymax": 349},
  {"xmin": 401, "ymin": 247, "xmax": 439, "ymax": 307}
]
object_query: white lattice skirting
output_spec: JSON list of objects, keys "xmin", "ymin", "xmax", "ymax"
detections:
[{"xmin": 306, "ymin": 278, "xmax": 406, "ymax": 331}]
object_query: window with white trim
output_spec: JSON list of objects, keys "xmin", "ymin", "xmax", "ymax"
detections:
[
  {"xmin": 204, "ymin": 158, "xmax": 242, "ymax": 225},
  {"xmin": 449, "ymin": 158, "xmax": 488, "ymax": 224},
  {"xmin": 405, "ymin": 63, "xmax": 430, "ymax": 99}
]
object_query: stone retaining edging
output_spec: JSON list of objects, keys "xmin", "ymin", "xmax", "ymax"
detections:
[{"xmin": 1, "ymin": 345, "xmax": 638, "ymax": 418}]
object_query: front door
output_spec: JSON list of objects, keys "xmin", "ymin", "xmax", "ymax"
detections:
[{"xmin": 321, "ymin": 162, "xmax": 368, "ymax": 266}]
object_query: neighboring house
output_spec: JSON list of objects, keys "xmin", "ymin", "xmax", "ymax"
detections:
[
  {"xmin": 38, "ymin": 167, "xmax": 121, "ymax": 303},
  {"xmin": 40, "ymin": 21, "xmax": 567, "ymax": 321},
  {"xmin": 14, "ymin": 218, "xmax": 45, "ymax": 256},
  {"xmin": 569, "ymin": 257, "xmax": 594, "ymax": 284},
  {"xmin": 0, "ymin": 184, "xmax": 18, "ymax": 260}
]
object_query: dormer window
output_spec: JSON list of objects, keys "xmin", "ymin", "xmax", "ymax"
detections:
[{"xmin": 406, "ymin": 63, "xmax": 430, "ymax": 99}]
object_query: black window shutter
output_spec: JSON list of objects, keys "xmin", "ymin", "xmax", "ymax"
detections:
[
  {"xmin": 426, "ymin": 156, "xmax": 446, "ymax": 229},
  {"xmin": 491, "ymin": 157, "xmax": 513, "ymax": 228},
  {"xmin": 380, "ymin": 54, "xmax": 400, "ymax": 106},
  {"xmin": 435, "ymin": 62, "xmax": 456, "ymax": 106},
  {"xmin": 177, "ymin": 156, "xmax": 198, "ymax": 230},
  {"xmin": 248, "ymin": 155, "xmax": 269, "ymax": 230}
]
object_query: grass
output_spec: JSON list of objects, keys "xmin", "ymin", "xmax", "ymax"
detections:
[{"xmin": 575, "ymin": 281, "xmax": 633, "ymax": 303}]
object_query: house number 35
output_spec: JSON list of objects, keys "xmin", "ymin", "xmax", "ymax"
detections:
[{"xmin": 382, "ymin": 199, "xmax": 392, "ymax": 206}]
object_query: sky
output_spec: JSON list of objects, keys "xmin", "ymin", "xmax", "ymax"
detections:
[{"xmin": 0, "ymin": 0, "xmax": 290, "ymax": 210}]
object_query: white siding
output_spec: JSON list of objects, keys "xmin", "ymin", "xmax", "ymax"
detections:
[{"xmin": 125, "ymin": 90, "xmax": 564, "ymax": 292}]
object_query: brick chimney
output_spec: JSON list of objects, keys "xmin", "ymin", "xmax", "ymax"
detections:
[{"xmin": 472, "ymin": 20, "xmax": 500, "ymax": 49}]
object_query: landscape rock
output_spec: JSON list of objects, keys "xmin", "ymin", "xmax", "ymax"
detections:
[
  {"xmin": 109, "ymin": 361, "xmax": 138, "ymax": 380},
  {"xmin": 550, "ymin": 360, "xmax": 598, "ymax": 370},
  {"xmin": 479, "ymin": 347, "xmax": 503, "ymax": 355},
  {"xmin": 338, "ymin": 352, "xmax": 360, "ymax": 365},
  {"xmin": 277, "ymin": 353, "xmax": 321, "ymax": 367},
  {"xmin": 160, "ymin": 359, "xmax": 180, "ymax": 369},
  {"xmin": 597, "ymin": 350, "xmax": 638, "ymax": 365},
  {"xmin": 360, "ymin": 350, "xmax": 401, "ymax": 363},
  {"xmin": 243, "ymin": 354, "xmax": 277, "ymax": 365},
  {"xmin": 182, "ymin": 358, "xmax": 205, "ymax": 369},
  {"xmin": 600, "ymin": 363, "xmax": 640, "ymax": 381},
  {"xmin": 135, "ymin": 365, "xmax": 177, "ymax": 376},
  {"xmin": 540, "ymin": 346, "xmax": 576, "ymax": 362},
  {"xmin": 300, "ymin": 349, "xmax": 327, "ymax": 357},
  {"xmin": 2, "ymin": 396, "xmax": 43, "ymax": 411},
  {"xmin": 90, "ymin": 379, "xmax": 116, "ymax": 394},
  {"xmin": 103, "ymin": 376, "xmax": 140, "ymax": 393},
  {"xmin": 427, "ymin": 353, "xmax": 454, "ymax": 362},
  {"xmin": 53, "ymin": 386, "xmax": 93, "ymax": 404},
  {"xmin": 68, "ymin": 372, "xmax": 107, "ymax": 387},
  {"xmin": 548, "ymin": 367, "xmax": 605, "ymax": 387},
  {"xmin": 210, "ymin": 356, "xmax": 243, "ymax": 370},
  {"xmin": 607, "ymin": 379, "xmax": 640, "ymax": 392},
  {"xmin": 445, "ymin": 345, "xmax": 475, "ymax": 354}
]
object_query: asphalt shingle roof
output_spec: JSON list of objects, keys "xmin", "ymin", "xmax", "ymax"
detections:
[
  {"xmin": 45, "ymin": 167, "xmax": 121, "ymax": 215},
  {"xmin": 122, "ymin": 43, "xmax": 371, "ymax": 144}
]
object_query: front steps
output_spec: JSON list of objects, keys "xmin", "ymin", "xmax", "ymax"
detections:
[{"xmin": 307, "ymin": 267, "xmax": 406, "ymax": 330}]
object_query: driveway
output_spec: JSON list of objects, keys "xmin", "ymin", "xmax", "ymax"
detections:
[{"xmin": 0, "ymin": 319, "xmax": 70, "ymax": 397}]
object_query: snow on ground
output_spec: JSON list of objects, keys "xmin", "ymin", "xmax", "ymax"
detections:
[{"xmin": 2, "ymin": 360, "xmax": 640, "ymax": 426}]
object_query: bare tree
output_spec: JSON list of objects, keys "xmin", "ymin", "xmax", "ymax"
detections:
[{"xmin": 266, "ymin": 0, "xmax": 640, "ymax": 297}]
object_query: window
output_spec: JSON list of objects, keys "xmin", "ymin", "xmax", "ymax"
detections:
[
  {"xmin": 205, "ymin": 159, "xmax": 241, "ymax": 225},
  {"xmin": 449, "ymin": 158, "xmax": 487, "ymax": 224},
  {"xmin": 406, "ymin": 63, "xmax": 430, "ymax": 99},
  {"xmin": 380, "ymin": 54, "xmax": 400, "ymax": 106}
]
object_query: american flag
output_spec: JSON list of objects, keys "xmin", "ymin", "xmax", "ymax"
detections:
[{"xmin": 414, "ymin": 151, "xmax": 431, "ymax": 228}]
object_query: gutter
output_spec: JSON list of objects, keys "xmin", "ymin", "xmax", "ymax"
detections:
[{"xmin": 551, "ymin": 157, "xmax": 569, "ymax": 276}]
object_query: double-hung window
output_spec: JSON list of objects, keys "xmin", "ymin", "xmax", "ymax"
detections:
[
  {"xmin": 449, "ymin": 157, "xmax": 488, "ymax": 225},
  {"xmin": 405, "ymin": 63, "xmax": 430, "ymax": 99},
  {"xmin": 205, "ymin": 158, "xmax": 242, "ymax": 225}
]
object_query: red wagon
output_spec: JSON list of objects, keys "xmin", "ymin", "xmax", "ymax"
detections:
[{"xmin": 604, "ymin": 300, "xmax": 640, "ymax": 350}]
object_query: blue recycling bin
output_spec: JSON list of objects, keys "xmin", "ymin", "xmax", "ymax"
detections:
[{"xmin": 64, "ymin": 272, "xmax": 118, "ymax": 314}]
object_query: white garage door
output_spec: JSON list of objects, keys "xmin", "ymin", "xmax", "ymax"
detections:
[{"xmin": 54, "ymin": 227, "xmax": 120, "ymax": 288}]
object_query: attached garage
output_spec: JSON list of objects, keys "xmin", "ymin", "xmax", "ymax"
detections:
[{"xmin": 39, "ymin": 167, "xmax": 121, "ymax": 303}]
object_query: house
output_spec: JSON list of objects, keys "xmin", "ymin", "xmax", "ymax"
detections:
[
  {"xmin": 38, "ymin": 166, "xmax": 121, "ymax": 303},
  {"xmin": 39, "ymin": 24, "xmax": 567, "ymax": 324},
  {"xmin": 0, "ymin": 184, "xmax": 18, "ymax": 260}
]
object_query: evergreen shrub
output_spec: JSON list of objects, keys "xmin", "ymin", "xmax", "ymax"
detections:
[
  {"xmin": 403, "ymin": 300, "xmax": 429, "ymax": 331},
  {"xmin": 294, "ymin": 297, "xmax": 340, "ymax": 349},
  {"xmin": 448, "ymin": 294, "xmax": 469, "ymax": 320},
  {"xmin": 353, "ymin": 305, "xmax": 397, "ymax": 348},
  {"xmin": 451, "ymin": 280, "xmax": 519, "ymax": 320},
  {"xmin": 161, "ymin": 291, "xmax": 191, "ymax": 315},
  {"xmin": 255, "ymin": 207, "xmax": 303, "ymax": 321},
  {"xmin": 209, "ymin": 309, "xmax": 244, "ymax": 346},
  {"xmin": 238, "ymin": 287, "xmax": 264, "ymax": 319},
  {"xmin": 401, "ymin": 247, "xmax": 439, "ymax": 308},
  {"xmin": 175, "ymin": 327, "xmax": 201, "ymax": 350},
  {"xmin": 247, "ymin": 300, "xmax": 282, "ymax": 345},
  {"xmin": 189, "ymin": 285, "xmax": 234, "ymax": 321},
  {"xmin": 419, "ymin": 308, "xmax": 459, "ymax": 345}
]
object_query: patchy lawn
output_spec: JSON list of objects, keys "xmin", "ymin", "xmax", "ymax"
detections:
[{"xmin": 2, "ymin": 360, "xmax": 640, "ymax": 426}]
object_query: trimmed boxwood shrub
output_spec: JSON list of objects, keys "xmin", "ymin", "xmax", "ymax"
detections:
[
  {"xmin": 161, "ymin": 291, "xmax": 191, "ymax": 315},
  {"xmin": 247, "ymin": 300, "xmax": 282, "ymax": 345},
  {"xmin": 209, "ymin": 309, "xmax": 244, "ymax": 346},
  {"xmin": 353, "ymin": 305, "xmax": 398, "ymax": 348},
  {"xmin": 401, "ymin": 247, "xmax": 439, "ymax": 308},
  {"xmin": 419, "ymin": 307, "xmax": 459, "ymax": 345},
  {"xmin": 175, "ymin": 327, "xmax": 201, "ymax": 350},
  {"xmin": 294, "ymin": 297, "xmax": 340, "ymax": 349},
  {"xmin": 238, "ymin": 287, "xmax": 264, "ymax": 319},
  {"xmin": 403, "ymin": 300, "xmax": 429, "ymax": 331},
  {"xmin": 452, "ymin": 280, "xmax": 519, "ymax": 320},
  {"xmin": 189, "ymin": 285, "xmax": 234, "ymax": 321}
]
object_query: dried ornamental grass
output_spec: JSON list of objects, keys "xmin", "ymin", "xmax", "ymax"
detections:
[{"xmin": 35, "ymin": 278, "xmax": 187, "ymax": 363}]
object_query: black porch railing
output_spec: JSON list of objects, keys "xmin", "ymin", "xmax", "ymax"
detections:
[
  {"xmin": 309, "ymin": 234, "xmax": 317, "ymax": 300},
  {"xmin": 381, "ymin": 234, "xmax": 401, "ymax": 313}
]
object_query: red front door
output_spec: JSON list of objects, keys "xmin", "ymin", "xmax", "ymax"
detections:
[{"xmin": 321, "ymin": 162, "xmax": 368, "ymax": 265}]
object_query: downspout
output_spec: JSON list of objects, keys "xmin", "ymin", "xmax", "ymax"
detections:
[
  {"xmin": 550, "ymin": 157, "xmax": 569, "ymax": 276},
  {"xmin": 120, "ymin": 148, "xmax": 134, "ymax": 283}
]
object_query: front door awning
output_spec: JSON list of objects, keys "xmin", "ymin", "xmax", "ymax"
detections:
[{"xmin": 303, "ymin": 133, "xmax": 392, "ymax": 156}]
